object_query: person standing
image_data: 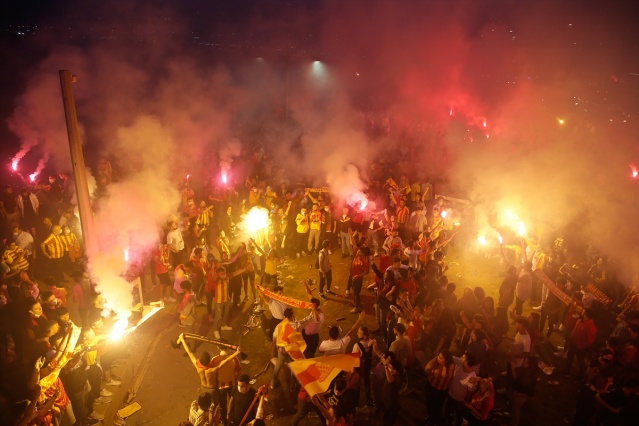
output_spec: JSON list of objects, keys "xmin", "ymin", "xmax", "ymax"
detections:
[
  {"xmin": 294, "ymin": 207, "xmax": 310, "ymax": 259},
  {"xmin": 560, "ymin": 308, "xmax": 597, "ymax": 379},
  {"xmin": 307, "ymin": 203, "xmax": 322, "ymax": 254},
  {"xmin": 167, "ymin": 220, "xmax": 186, "ymax": 267},
  {"xmin": 40, "ymin": 225, "xmax": 66, "ymax": 282},
  {"xmin": 300, "ymin": 282, "xmax": 325, "ymax": 359},
  {"xmin": 228, "ymin": 374, "xmax": 258, "ymax": 426},
  {"xmin": 348, "ymin": 249, "xmax": 370, "ymax": 313},
  {"xmin": 1, "ymin": 185, "xmax": 20, "ymax": 230},
  {"xmin": 424, "ymin": 350, "xmax": 455, "ymax": 424},
  {"xmin": 339, "ymin": 207, "xmax": 354, "ymax": 259},
  {"xmin": 318, "ymin": 240, "xmax": 333, "ymax": 300},
  {"xmin": 352, "ymin": 326, "xmax": 376, "ymax": 406}
]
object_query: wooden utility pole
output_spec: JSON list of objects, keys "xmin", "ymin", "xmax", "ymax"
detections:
[{"xmin": 59, "ymin": 70, "xmax": 98, "ymax": 256}]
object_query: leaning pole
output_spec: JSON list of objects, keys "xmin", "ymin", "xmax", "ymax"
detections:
[{"xmin": 59, "ymin": 70, "xmax": 99, "ymax": 257}]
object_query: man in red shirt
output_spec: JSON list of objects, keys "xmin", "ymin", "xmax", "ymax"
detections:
[
  {"xmin": 348, "ymin": 249, "xmax": 370, "ymax": 314},
  {"xmin": 560, "ymin": 308, "xmax": 597, "ymax": 378}
]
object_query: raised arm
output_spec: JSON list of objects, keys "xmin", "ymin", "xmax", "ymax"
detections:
[
  {"xmin": 346, "ymin": 311, "xmax": 366, "ymax": 338},
  {"xmin": 179, "ymin": 333, "xmax": 198, "ymax": 367}
]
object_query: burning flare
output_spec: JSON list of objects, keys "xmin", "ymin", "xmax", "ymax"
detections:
[{"xmin": 109, "ymin": 317, "xmax": 129, "ymax": 340}]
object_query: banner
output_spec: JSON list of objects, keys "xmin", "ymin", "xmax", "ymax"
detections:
[
  {"xmin": 289, "ymin": 353, "xmax": 360, "ymax": 397},
  {"xmin": 533, "ymin": 269, "xmax": 573, "ymax": 306},
  {"xmin": 256, "ymin": 284, "xmax": 314, "ymax": 310},
  {"xmin": 274, "ymin": 318, "xmax": 306, "ymax": 361},
  {"xmin": 305, "ymin": 187, "xmax": 331, "ymax": 193},
  {"xmin": 583, "ymin": 283, "xmax": 612, "ymax": 307}
]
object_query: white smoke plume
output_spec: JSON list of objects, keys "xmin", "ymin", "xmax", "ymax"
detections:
[{"xmin": 89, "ymin": 116, "xmax": 181, "ymax": 317}]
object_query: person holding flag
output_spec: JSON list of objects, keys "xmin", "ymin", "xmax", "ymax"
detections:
[{"xmin": 270, "ymin": 308, "xmax": 312, "ymax": 390}]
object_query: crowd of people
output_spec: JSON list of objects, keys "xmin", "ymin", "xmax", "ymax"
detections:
[{"xmin": 1, "ymin": 160, "xmax": 638, "ymax": 426}]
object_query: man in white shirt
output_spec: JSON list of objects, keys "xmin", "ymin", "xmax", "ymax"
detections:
[
  {"xmin": 12, "ymin": 225, "xmax": 35, "ymax": 260},
  {"xmin": 319, "ymin": 311, "xmax": 365, "ymax": 356},
  {"xmin": 167, "ymin": 220, "xmax": 186, "ymax": 267}
]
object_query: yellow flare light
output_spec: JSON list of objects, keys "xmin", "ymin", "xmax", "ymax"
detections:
[
  {"xmin": 110, "ymin": 318, "xmax": 129, "ymax": 340},
  {"xmin": 245, "ymin": 207, "xmax": 269, "ymax": 234}
]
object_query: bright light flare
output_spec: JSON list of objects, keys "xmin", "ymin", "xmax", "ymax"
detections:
[
  {"xmin": 517, "ymin": 221, "xmax": 526, "ymax": 236},
  {"xmin": 483, "ymin": 119, "xmax": 487, "ymax": 128},
  {"xmin": 221, "ymin": 171, "xmax": 228, "ymax": 184},
  {"xmin": 449, "ymin": 108, "xmax": 454, "ymax": 117},
  {"xmin": 29, "ymin": 173, "xmax": 37, "ymax": 182},
  {"xmin": 11, "ymin": 161, "xmax": 18, "ymax": 171},
  {"xmin": 498, "ymin": 235, "xmax": 503, "ymax": 244},
  {"xmin": 186, "ymin": 174, "xmax": 190, "ymax": 181},
  {"xmin": 358, "ymin": 199, "xmax": 368, "ymax": 212},
  {"xmin": 477, "ymin": 235, "xmax": 488, "ymax": 246},
  {"xmin": 630, "ymin": 165, "xmax": 638, "ymax": 179},
  {"xmin": 557, "ymin": 118, "xmax": 565, "ymax": 125},
  {"xmin": 109, "ymin": 317, "xmax": 129, "ymax": 340},
  {"xmin": 245, "ymin": 207, "xmax": 269, "ymax": 234},
  {"xmin": 123, "ymin": 248, "xmax": 129, "ymax": 262},
  {"xmin": 440, "ymin": 210, "xmax": 449, "ymax": 219}
]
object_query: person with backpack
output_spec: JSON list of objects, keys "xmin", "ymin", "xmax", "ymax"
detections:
[{"xmin": 352, "ymin": 326, "xmax": 376, "ymax": 406}]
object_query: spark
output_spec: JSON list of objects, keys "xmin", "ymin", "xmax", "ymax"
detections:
[
  {"xmin": 557, "ymin": 118, "xmax": 565, "ymax": 125},
  {"xmin": 109, "ymin": 317, "xmax": 129, "ymax": 340}
]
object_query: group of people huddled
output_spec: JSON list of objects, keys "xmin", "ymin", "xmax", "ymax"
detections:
[
  {"xmin": 1, "ymin": 175, "xmax": 134, "ymax": 425},
  {"xmin": 2, "ymin": 157, "xmax": 639, "ymax": 426}
]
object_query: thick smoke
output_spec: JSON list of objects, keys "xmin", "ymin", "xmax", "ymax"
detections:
[{"xmin": 4, "ymin": 0, "xmax": 638, "ymax": 290}]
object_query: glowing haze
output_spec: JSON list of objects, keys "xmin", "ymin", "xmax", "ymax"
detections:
[{"xmin": 3, "ymin": 0, "xmax": 638, "ymax": 292}]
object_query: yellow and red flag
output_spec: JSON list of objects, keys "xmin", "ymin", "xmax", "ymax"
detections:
[
  {"xmin": 289, "ymin": 353, "xmax": 360, "ymax": 397},
  {"xmin": 274, "ymin": 318, "xmax": 307, "ymax": 360}
]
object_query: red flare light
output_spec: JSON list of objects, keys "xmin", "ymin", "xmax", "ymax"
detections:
[
  {"xmin": 29, "ymin": 173, "xmax": 37, "ymax": 182},
  {"xmin": 483, "ymin": 119, "xmax": 487, "ymax": 128},
  {"xmin": 631, "ymin": 165, "xmax": 638, "ymax": 179},
  {"xmin": 449, "ymin": 108, "xmax": 453, "ymax": 117},
  {"xmin": 186, "ymin": 174, "xmax": 190, "ymax": 180},
  {"xmin": 11, "ymin": 161, "xmax": 18, "ymax": 171},
  {"xmin": 221, "ymin": 172, "xmax": 228, "ymax": 184}
]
